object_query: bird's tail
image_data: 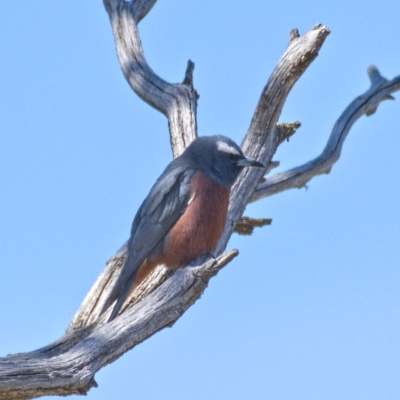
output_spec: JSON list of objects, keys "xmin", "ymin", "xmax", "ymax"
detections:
[
  {"xmin": 106, "ymin": 273, "xmax": 136, "ymax": 322},
  {"xmin": 100, "ymin": 250, "xmax": 139, "ymax": 322}
]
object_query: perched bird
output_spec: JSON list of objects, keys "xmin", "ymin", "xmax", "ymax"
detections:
[{"xmin": 103, "ymin": 135, "xmax": 264, "ymax": 321}]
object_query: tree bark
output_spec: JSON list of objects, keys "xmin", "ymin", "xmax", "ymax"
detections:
[
  {"xmin": 251, "ymin": 65, "xmax": 400, "ymax": 201},
  {"xmin": 0, "ymin": 1, "xmax": 398, "ymax": 399}
]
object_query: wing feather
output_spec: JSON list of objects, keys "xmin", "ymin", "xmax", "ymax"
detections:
[{"xmin": 103, "ymin": 162, "xmax": 195, "ymax": 320}]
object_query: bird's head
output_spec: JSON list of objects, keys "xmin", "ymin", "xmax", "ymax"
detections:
[{"xmin": 183, "ymin": 135, "xmax": 265, "ymax": 187}]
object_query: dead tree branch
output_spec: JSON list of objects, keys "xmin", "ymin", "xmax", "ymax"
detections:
[
  {"xmin": 0, "ymin": 1, "xmax": 398, "ymax": 398},
  {"xmin": 216, "ymin": 25, "xmax": 330, "ymax": 253},
  {"xmin": 104, "ymin": 0, "xmax": 198, "ymax": 157},
  {"xmin": 0, "ymin": 251, "xmax": 237, "ymax": 400},
  {"xmin": 251, "ymin": 65, "xmax": 400, "ymax": 201}
]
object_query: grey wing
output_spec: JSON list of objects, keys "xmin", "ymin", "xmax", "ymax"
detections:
[{"xmin": 103, "ymin": 164, "xmax": 195, "ymax": 320}]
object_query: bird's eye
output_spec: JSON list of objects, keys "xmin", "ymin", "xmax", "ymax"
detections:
[{"xmin": 228, "ymin": 153, "xmax": 241, "ymax": 162}]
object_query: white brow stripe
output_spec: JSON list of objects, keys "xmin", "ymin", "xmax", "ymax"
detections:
[{"xmin": 216, "ymin": 141, "xmax": 240, "ymax": 155}]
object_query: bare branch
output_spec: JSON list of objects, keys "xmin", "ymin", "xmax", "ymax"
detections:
[
  {"xmin": 103, "ymin": 0, "xmax": 198, "ymax": 157},
  {"xmin": 0, "ymin": 251, "xmax": 238, "ymax": 399},
  {"xmin": 130, "ymin": 0, "xmax": 158, "ymax": 23},
  {"xmin": 104, "ymin": 0, "xmax": 157, "ymax": 23},
  {"xmin": 182, "ymin": 60, "xmax": 195, "ymax": 87},
  {"xmin": 251, "ymin": 66, "xmax": 400, "ymax": 201},
  {"xmin": 5, "ymin": 9, "xmax": 397, "ymax": 396},
  {"xmin": 216, "ymin": 24, "xmax": 330, "ymax": 253},
  {"xmin": 0, "ymin": 23, "xmax": 332, "ymax": 398},
  {"xmin": 263, "ymin": 160, "xmax": 280, "ymax": 176},
  {"xmin": 70, "ymin": 24, "xmax": 331, "ymax": 331}
]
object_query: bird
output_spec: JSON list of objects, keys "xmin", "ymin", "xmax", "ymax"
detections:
[{"xmin": 102, "ymin": 135, "xmax": 264, "ymax": 322}]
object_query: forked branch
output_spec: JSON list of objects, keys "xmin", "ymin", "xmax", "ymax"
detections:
[
  {"xmin": 0, "ymin": 1, "xmax": 398, "ymax": 398},
  {"xmin": 216, "ymin": 25, "xmax": 330, "ymax": 252},
  {"xmin": 104, "ymin": 0, "xmax": 198, "ymax": 157}
]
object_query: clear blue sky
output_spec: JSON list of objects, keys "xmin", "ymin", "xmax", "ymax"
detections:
[{"xmin": 1, "ymin": 1, "xmax": 400, "ymax": 399}]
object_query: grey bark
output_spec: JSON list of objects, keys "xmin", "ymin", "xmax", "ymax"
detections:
[
  {"xmin": 104, "ymin": 0, "xmax": 197, "ymax": 157},
  {"xmin": 0, "ymin": 1, "xmax": 398, "ymax": 399},
  {"xmin": 251, "ymin": 65, "xmax": 400, "ymax": 201}
]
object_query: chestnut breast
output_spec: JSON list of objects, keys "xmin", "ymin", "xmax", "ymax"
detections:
[{"xmin": 161, "ymin": 170, "xmax": 230, "ymax": 267}]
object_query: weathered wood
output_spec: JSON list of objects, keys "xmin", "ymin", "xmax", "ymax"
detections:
[
  {"xmin": 0, "ymin": 19, "xmax": 333, "ymax": 398},
  {"xmin": 216, "ymin": 24, "xmax": 330, "ymax": 254},
  {"xmin": 104, "ymin": 0, "xmax": 198, "ymax": 157},
  {"xmin": 1, "ymin": 1, "xmax": 398, "ymax": 398},
  {"xmin": 0, "ymin": 251, "xmax": 238, "ymax": 399},
  {"xmin": 251, "ymin": 66, "xmax": 400, "ymax": 201}
]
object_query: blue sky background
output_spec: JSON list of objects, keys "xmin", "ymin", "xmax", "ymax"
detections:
[{"xmin": 1, "ymin": 1, "xmax": 400, "ymax": 399}]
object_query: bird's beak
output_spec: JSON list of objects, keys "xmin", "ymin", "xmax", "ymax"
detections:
[{"xmin": 237, "ymin": 157, "xmax": 265, "ymax": 168}]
